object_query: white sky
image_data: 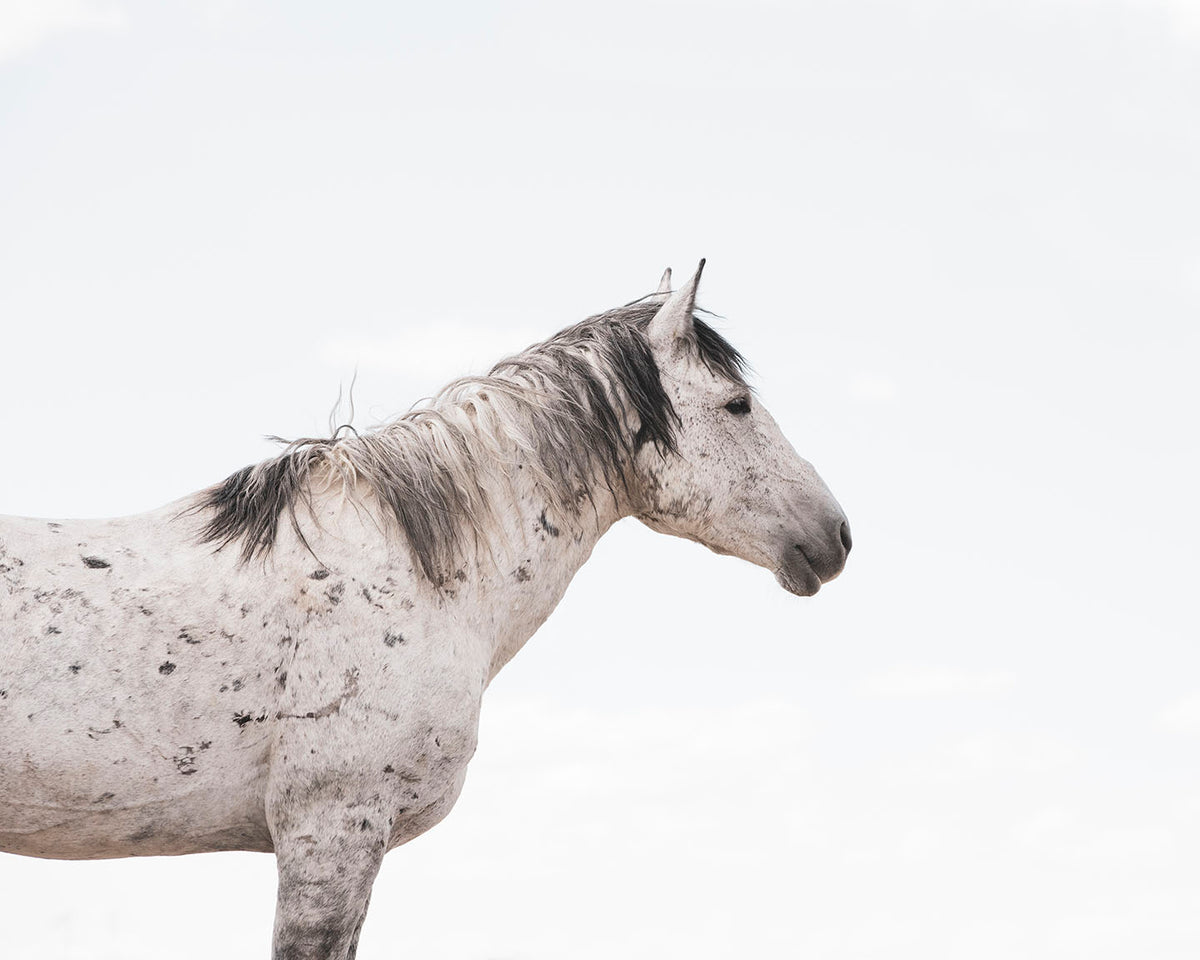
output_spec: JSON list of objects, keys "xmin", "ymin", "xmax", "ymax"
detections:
[{"xmin": 1, "ymin": 1, "xmax": 1198, "ymax": 957}]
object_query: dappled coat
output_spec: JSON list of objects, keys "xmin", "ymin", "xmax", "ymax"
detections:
[{"xmin": 0, "ymin": 264, "xmax": 850, "ymax": 959}]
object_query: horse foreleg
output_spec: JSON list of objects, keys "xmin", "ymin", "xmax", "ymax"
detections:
[
  {"xmin": 346, "ymin": 893, "xmax": 370, "ymax": 960},
  {"xmin": 269, "ymin": 801, "xmax": 390, "ymax": 960}
]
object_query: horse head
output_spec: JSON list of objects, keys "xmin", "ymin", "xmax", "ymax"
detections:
[{"xmin": 633, "ymin": 261, "xmax": 851, "ymax": 596}]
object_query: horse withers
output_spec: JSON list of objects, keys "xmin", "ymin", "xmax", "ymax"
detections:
[{"xmin": 0, "ymin": 263, "xmax": 850, "ymax": 959}]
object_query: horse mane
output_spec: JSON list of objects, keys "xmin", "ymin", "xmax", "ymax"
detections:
[{"xmin": 196, "ymin": 300, "xmax": 748, "ymax": 583}]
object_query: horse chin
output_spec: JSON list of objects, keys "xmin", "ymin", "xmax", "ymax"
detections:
[{"xmin": 775, "ymin": 555, "xmax": 822, "ymax": 597}]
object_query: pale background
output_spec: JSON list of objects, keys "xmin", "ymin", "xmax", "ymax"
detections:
[{"xmin": 1, "ymin": 1, "xmax": 1198, "ymax": 957}]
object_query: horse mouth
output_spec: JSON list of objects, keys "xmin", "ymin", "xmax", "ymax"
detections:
[
  {"xmin": 775, "ymin": 540, "xmax": 846, "ymax": 597},
  {"xmin": 775, "ymin": 549, "xmax": 823, "ymax": 597}
]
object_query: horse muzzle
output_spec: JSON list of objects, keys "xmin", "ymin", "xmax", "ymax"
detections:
[{"xmin": 775, "ymin": 518, "xmax": 852, "ymax": 597}]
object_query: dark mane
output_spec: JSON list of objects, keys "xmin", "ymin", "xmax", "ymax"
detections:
[{"xmin": 197, "ymin": 300, "xmax": 748, "ymax": 583}]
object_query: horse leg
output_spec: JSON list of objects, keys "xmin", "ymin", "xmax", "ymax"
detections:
[
  {"xmin": 346, "ymin": 893, "xmax": 370, "ymax": 960},
  {"xmin": 268, "ymin": 791, "xmax": 391, "ymax": 960}
]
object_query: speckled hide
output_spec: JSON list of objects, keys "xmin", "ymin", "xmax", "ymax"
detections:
[{"xmin": 0, "ymin": 264, "xmax": 851, "ymax": 959}]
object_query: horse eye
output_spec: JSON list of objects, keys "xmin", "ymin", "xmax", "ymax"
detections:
[{"xmin": 724, "ymin": 397, "xmax": 752, "ymax": 416}]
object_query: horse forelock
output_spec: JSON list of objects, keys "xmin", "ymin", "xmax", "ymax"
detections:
[{"xmin": 196, "ymin": 299, "xmax": 749, "ymax": 584}]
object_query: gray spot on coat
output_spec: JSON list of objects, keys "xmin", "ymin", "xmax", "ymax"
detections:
[{"xmin": 537, "ymin": 510, "xmax": 560, "ymax": 538}]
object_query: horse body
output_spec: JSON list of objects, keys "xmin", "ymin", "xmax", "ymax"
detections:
[
  {"xmin": 0, "ymin": 459, "xmax": 610, "ymax": 857},
  {"xmin": 0, "ymin": 264, "xmax": 850, "ymax": 958},
  {"xmin": 0, "ymin": 503, "xmax": 279, "ymax": 858}
]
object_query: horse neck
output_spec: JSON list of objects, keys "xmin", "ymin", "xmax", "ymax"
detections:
[{"xmin": 466, "ymin": 446, "xmax": 632, "ymax": 682}]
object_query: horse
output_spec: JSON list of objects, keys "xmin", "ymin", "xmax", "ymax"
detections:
[{"xmin": 0, "ymin": 262, "xmax": 850, "ymax": 959}]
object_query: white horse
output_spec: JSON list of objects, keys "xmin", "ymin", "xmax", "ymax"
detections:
[{"xmin": 0, "ymin": 263, "xmax": 850, "ymax": 959}]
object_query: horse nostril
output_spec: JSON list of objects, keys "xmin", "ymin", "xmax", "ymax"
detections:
[{"xmin": 839, "ymin": 521, "xmax": 852, "ymax": 555}]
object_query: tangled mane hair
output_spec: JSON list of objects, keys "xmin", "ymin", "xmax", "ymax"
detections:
[{"xmin": 197, "ymin": 299, "xmax": 748, "ymax": 583}]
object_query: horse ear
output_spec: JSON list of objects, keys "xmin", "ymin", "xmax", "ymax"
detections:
[
  {"xmin": 646, "ymin": 267, "xmax": 673, "ymax": 304},
  {"xmin": 647, "ymin": 259, "xmax": 704, "ymax": 348}
]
